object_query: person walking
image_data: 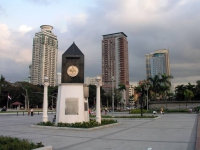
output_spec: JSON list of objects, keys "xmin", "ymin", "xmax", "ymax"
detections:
[
  {"xmin": 105, "ymin": 107, "xmax": 107, "ymax": 115},
  {"xmin": 31, "ymin": 108, "xmax": 33, "ymax": 116},
  {"xmin": 160, "ymin": 107, "xmax": 164, "ymax": 115},
  {"xmin": 28, "ymin": 109, "xmax": 30, "ymax": 116}
]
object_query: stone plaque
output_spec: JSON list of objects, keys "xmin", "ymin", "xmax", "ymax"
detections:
[{"xmin": 65, "ymin": 98, "xmax": 78, "ymax": 115}]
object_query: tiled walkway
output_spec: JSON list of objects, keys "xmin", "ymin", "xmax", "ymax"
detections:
[{"xmin": 0, "ymin": 113, "xmax": 198, "ymax": 150}]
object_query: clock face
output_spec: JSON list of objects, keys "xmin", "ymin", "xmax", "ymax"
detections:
[{"xmin": 67, "ymin": 65, "xmax": 79, "ymax": 77}]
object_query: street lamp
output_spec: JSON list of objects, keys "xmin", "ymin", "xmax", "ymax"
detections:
[
  {"xmin": 111, "ymin": 76, "xmax": 115, "ymax": 117},
  {"xmin": 43, "ymin": 76, "xmax": 49, "ymax": 122},
  {"xmin": 144, "ymin": 84, "xmax": 150, "ymax": 111},
  {"xmin": 95, "ymin": 75, "xmax": 101, "ymax": 123}
]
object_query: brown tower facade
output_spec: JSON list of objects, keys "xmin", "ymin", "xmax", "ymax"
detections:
[{"xmin": 102, "ymin": 32, "xmax": 129, "ymax": 101}]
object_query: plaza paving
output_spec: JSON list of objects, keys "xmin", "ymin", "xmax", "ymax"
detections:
[{"xmin": 0, "ymin": 112, "xmax": 198, "ymax": 150}]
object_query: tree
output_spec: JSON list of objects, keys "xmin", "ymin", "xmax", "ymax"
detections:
[
  {"xmin": 195, "ymin": 80, "xmax": 200, "ymax": 99},
  {"xmin": 134, "ymin": 82, "xmax": 148, "ymax": 116},
  {"xmin": 160, "ymin": 85, "xmax": 170, "ymax": 100},
  {"xmin": 118, "ymin": 83, "xmax": 126, "ymax": 110},
  {"xmin": 87, "ymin": 84, "xmax": 106, "ymax": 108},
  {"xmin": 148, "ymin": 75, "xmax": 161, "ymax": 99},
  {"xmin": 184, "ymin": 89, "xmax": 194, "ymax": 101},
  {"xmin": 185, "ymin": 83, "xmax": 195, "ymax": 96},
  {"xmin": 175, "ymin": 85, "xmax": 186, "ymax": 101},
  {"xmin": 148, "ymin": 74, "xmax": 173, "ymax": 100},
  {"xmin": 159, "ymin": 73, "xmax": 173, "ymax": 87},
  {"xmin": 0, "ymin": 75, "xmax": 5, "ymax": 96},
  {"xmin": 0, "ymin": 75, "xmax": 6, "ymax": 106},
  {"xmin": 159, "ymin": 73, "xmax": 173, "ymax": 99},
  {"xmin": 184, "ymin": 89, "xmax": 194, "ymax": 109},
  {"xmin": 88, "ymin": 85, "xmax": 96, "ymax": 107}
]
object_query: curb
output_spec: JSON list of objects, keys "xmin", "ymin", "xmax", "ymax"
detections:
[
  {"xmin": 195, "ymin": 114, "xmax": 200, "ymax": 150},
  {"xmin": 32, "ymin": 146, "xmax": 52, "ymax": 150},
  {"xmin": 31, "ymin": 122, "xmax": 121, "ymax": 131}
]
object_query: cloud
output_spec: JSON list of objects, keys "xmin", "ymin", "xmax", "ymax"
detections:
[
  {"xmin": 0, "ymin": 23, "xmax": 33, "ymax": 81},
  {"xmin": 0, "ymin": 4, "xmax": 6, "ymax": 17},
  {"xmin": 19, "ymin": 25, "xmax": 32, "ymax": 34},
  {"xmin": 24, "ymin": 0, "xmax": 51, "ymax": 5},
  {"xmin": 1, "ymin": 0, "xmax": 200, "ymax": 86},
  {"xmin": 53, "ymin": 0, "xmax": 200, "ymax": 85}
]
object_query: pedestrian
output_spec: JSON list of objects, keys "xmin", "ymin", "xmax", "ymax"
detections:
[
  {"xmin": 52, "ymin": 115, "xmax": 56, "ymax": 123},
  {"xmin": 31, "ymin": 108, "xmax": 33, "ymax": 116},
  {"xmin": 28, "ymin": 109, "xmax": 30, "ymax": 116},
  {"xmin": 89, "ymin": 109, "xmax": 91, "ymax": 115},
  {"xmin": 153, "ymin": 110, "xmax": 157, "ymax": 115},
  {"xmin": 160, "ymin": 107, "xmax": 164, "ymax": 115},
  {"xmin": 105, "ymin": 107, "xmax": 107, "ymax": 115}
]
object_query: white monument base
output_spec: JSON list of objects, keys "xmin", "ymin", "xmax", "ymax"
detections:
[{"xmin": 56, "ymin": 83, "xmax": 89, "ymax": 124}]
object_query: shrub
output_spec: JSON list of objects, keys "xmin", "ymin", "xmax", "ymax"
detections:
[
  {"xmin": 165, "ymin": 109, "xmax": 188, "ymax": 113},
  {"xmin": 37, "ymin": 121, "xmax": 54, "ymax": 126},
  {"xmin": 57, "ymin": 119, "xmax": 117, "ymax": 128},
  {"xmin": 0, "ymin": 136, "xmax": 43, "ymax": 150}
]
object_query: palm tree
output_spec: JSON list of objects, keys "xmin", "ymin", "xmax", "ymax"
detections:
[
  {"xmin": 0, "ymin": 75, "xmax": 5, "ymax": 95},
  {"xmin": 118, "ymin": 83, "xmax": 126, "ymax": 110},
  {"xmin": 160, "ymin": 85, "xmax": 170, "ymax": 100},
  {"xmin": 148, "ymin": 75, "xmax": 161, "ymax": 99},
  {"xmin": 185, "ymin": 83, "xmax": 195, "ymax": 95},
  {"xmin": 159, "ymin": 73, "xmax": 173, "ymax": 99},
  {"xmin": 175, "ymin": 85, "xmax": 186, "ymax": 101},
  {"xmin": 159, "ymin": 73, "xmax": 173, "ymax": 86},
  {"xmin": 195, "ymin": 80, "xmax": 200, "ymax": 99}
]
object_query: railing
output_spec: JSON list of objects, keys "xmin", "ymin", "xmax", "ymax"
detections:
[
  {"xmin": 0, "ymin": 111, "xmax": 56, "ymax": 116},
  {"xmin": 18, "ymin": 111, "xmax": 56, "ymax": 116}
]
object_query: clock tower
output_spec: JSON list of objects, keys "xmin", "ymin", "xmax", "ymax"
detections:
[
  {"xmin": 56, "ymin": 42, "xmax": 89, "ymax": 124},
  {"xmin": 62, "ymin": 42, "xmax": 84, "ymax": 83}
]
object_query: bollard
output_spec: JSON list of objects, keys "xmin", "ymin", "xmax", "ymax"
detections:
[
  {"xmin": 17, "ymin": 111, "xmax": 18, "ymax": 116},
  {"xmin": 23, "ymin": 111, "xmax": 24, "ymax": 116},
  {"xmin": 38, "ymin": 111, "xmax": 39, "ymax": 115}
]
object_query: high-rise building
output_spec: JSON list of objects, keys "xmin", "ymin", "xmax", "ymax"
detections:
[
  {"xmin": 129, "ymin": 85, "xmax": 134, "ymax": 96},
  {"xmin": 102, "ymin": 32, "xmax": 129, "ymax": 101},
  {"xmin": 146, "ymin": 49, "xmax": 170, "ymax": 79},
  {"xmin": 31, "ymin": 25, "xmax": 58, "ymax": 86}
]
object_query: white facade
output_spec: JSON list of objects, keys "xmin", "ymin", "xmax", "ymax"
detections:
[
  {"xmin": 56, "ymin": 83, "xmax": 89, "ymax": 124},
  {"xmin": 28, "ymin": 65, "xmax": 32, "ymax": 83},
  {"xmin": 85, "ymin": 76, "xmax": 102, "ymax": 85},
  {"xmin": 31, "ymin": 25, "xmax": 58, "ymax": 86},
  {"xmin": 129, "ymin": 85, "xmax": 134, "ymax": 96}
]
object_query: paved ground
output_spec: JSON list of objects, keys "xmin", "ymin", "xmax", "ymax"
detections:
[{"xmin": 0, "ymin": 112, "xmax": 198, "ymax": 150}]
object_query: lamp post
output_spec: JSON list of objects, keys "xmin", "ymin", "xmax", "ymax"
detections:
[
  {"xmin": 145, "ymin": 84, "xmax": 150, "ymax": 111},
  {"xmin": 50, "ymin": 93, "xmax": 57, "ymax": 110},
  {"xmin": 95, "ymin": 75, "xmax": 101, "ymax": 123},
  {"xmin": 43, "ymin": 76, "xmax": 49, "ymax": 122},
  {"xmin": 111, "ymin": 76, "xmax": 115, "ymax": 117}
]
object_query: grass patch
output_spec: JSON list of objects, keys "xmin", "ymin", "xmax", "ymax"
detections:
[
  {"xmin": 113, "ymin": 115, "xmax": 157, "ymax": 118},
  {"xmin": 129, "ymin": 109, "xmax": 147, "ymax": 114},
  {"xmin": 0, "ymin": 136, "xmax": 43, "ymax": 150}
]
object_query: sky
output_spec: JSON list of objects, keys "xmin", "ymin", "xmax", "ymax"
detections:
[{"xmin": 0, "ymin": 0, "xmax": 200, "ymax": 87}]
